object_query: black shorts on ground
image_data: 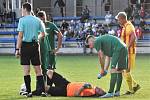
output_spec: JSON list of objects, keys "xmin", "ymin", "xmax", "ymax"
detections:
[
  {"xmin": 47, "ymin": 72, "xmax": 70, "ymax": 96},
  {"xmin": 20, "ymin": 42, "xmax": 41, "ymax": 65}
]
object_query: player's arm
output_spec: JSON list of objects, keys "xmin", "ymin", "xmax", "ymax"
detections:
[
  {"xmin": 38, "ymin": 32, "xmax": 45, "ymax": 40},
  {"xmin": 98, "ymin": 50, "xmax": 105, "ymax": 71},
  {"xmin": 104, "ymin": 56, "xmax": 110, "ymax": 70},
  {"xmin": 126, "ymin": 25, "xmax": 136, "ymax": 48},
  {"xmin": 54, "ymin": 0, "xmax": 58, "ymax": 8},
  {"xmin": 128, "ymin": 31, "xmax": 136, "ymax": 48},
  {"xmin": 38, "ymin": 21, "xmax": 45, "ymax": 40},
  {"xmin": 74, "ymin": 86, "xmax": 84, "ymax": 96},
  {"xmin": 16, "ymin": 32, "xmax": 23, "ymax": 58},
  {"xmin": 54, "ymin": 30, "xmax": 63, "ymax": 54}
]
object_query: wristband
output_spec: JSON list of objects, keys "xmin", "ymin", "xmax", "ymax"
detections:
[{"xmin": 16, "ymin": 48, "xmax": 20, "ymax": 51}]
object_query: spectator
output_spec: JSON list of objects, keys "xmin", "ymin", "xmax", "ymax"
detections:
[
  {"xmin": 81, "ymin": 5, "xmax": 90, "ymax": 23},
  {"xmin": 115, "ymin": 25, "xmax": 122, "ymax": 38},
  {"xmin": 124, "ymin": 6, "xmax": 133, "ymax": 20},
  {"xmin": 139, "ymin": 18, "xmax": 146, "ymax": 31},
  {"xmin": 54, "ymin": 0, "xmax": 65, "ymax": 17},
  {"xmin": 108, "ymin": 26, "xmax": 115, "ymax": 35},
  {"xmin": 35, "ymin": 7, "xmax": 40, "ymax": 15},
  {"xmin": 135, "ymin": 26, "xmax": 142, "ymax": 39},
  {"xmin": 105, "ymin": 11, "xmax": 112, "ymax": 25},
  {"xmin": 140, "ymin": 4, "xmax": 145, "ymax": 18},
  {"xmin": 61, "ymin": 20, "xmax": 69, "ymax": 30}
]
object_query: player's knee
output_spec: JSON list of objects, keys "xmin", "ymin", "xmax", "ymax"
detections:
[
  {"xmin": 47, "ymin": 70, "xmax": 54, "ymax": 79},
  {"xmin": 23, "ymin": 66, "xmax": 30, "ymax": 75},
  {"xmin": 34, "ymin": 66, "xmax": 43, "ymax": 76}
]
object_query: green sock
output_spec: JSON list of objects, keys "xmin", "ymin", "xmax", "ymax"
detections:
[
  {"xmin": 108, "ymin": 73, "xmax": 117, "ymax": 93},
  {"xmin": 115, "ymin": 73, "xmax": 123, "ymax": 92}
]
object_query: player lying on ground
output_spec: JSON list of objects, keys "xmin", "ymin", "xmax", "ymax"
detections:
[
  {"xmin": 44, "ymin": 70, "xmax": 106, "ymax": 97},
  {"xmin": 86, "ymin": 34, "xmax": 128, "ymax": 98},
  {"xmin": 21, "ymin": 70, "xmax": 106, "ymax": 97}
]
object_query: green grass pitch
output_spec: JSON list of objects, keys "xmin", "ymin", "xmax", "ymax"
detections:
[{"xmin": 0, "ymin": 55, "xmax": 150, "ymax": 100}]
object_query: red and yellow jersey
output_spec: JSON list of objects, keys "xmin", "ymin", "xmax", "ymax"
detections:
[
  {"xmin": 67, "ymin": 82, "xmax": 95, "ymax": 97},
  {"xmin": 120, "ymin": 21, "xmax": 136, "ymax": 54}
]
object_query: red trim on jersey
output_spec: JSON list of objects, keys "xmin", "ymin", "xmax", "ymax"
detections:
[{"xmin": 129, "ymin": 34, "xmax": 131, "ymax": 53}]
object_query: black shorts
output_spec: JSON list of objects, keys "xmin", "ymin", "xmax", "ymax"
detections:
[
  {"xmin": 20, "ymin": 42, "xmax": 41, "ymax": 65},
  {"xmin": 47, "ymin": 72, "xmax": 70, "ymax": 96}
]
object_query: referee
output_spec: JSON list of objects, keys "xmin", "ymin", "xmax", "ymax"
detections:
[{"xmin": 15, "ymin": 2, "xmax": 46, "ymax": 97}]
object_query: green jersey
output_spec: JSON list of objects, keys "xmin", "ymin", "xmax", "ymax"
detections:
[
  {"xmin": 94, "ymin": 34, "xmax": 126, "ymax": 57},
  {"xmin": 44, "ymin": 21, "xmax": 60, "ymax": 51},
  {"xmin": 40, "ymin": 21, "xmax": 60, "ymax": 71}
]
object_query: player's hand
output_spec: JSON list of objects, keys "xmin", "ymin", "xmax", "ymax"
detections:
[
  {"xmin": 126, "ymin": 68, "xmax": 130, "ymax": 73},
  {"xmin": 53, "ymin": 48, "xmax": 60, "ymax": 54},
  {"xmin": 83, "ymin": 83, "xmax": 92, "ymax": 89},
  {"xmin": 15, "ymin": 50, "xmax": 20, "ymax": 58},
  {"xmin": 97, "ymin": 70, "xmax": 108, "ymax": 79}
]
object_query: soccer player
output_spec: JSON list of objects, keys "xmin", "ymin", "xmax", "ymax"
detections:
[
  {"xmin": 37, "ymin": 11, "xmax": 62, "ymax": 81},
  {"xmin": 15, "ymin": 2, "xmax": 46, "ymax": 97},
  {"xmin": 86, "ymin": 34, "xmax": 128, "ymax": 98},
  {"xmin": 44, "ymin": 70, "xmax": 106, "ymax": 97},
  {"xmin": 115, "ymin": 12, "xmax": 140, "ymax": 95}
]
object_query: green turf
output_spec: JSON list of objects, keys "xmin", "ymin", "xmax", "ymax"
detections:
[{"xmin": 0, "ymin": 55, "xmax": 150, "ymax": 100}]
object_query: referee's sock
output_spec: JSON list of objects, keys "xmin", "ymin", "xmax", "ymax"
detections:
[{"xmin": 24, "ymin": 75, "xmax": 31, "ymax": 93}]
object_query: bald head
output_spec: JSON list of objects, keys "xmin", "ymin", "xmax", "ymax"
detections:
[
  {"xmin": 115, "ymin": 12, "xmax": 127, "ymax": 20},
  {"xmin": 115, "ymin": 12, "xmax": 127, "ymax": 26}
]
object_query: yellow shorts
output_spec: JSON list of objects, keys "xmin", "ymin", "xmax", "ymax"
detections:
[{"xmin": 128, "ymin": 53, "xmax": 136, "ymax": 70}]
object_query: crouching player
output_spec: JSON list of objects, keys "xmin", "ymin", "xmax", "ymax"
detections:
[
  {"xmin": 86, "ymin": 34, "xmax": 128, "ymax": 98},
  {"xmin": 44, "ymin": 70, "xmax": 106, "ymax": 97}
]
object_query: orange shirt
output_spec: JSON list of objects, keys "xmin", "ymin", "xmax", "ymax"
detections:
[
  {"xmin": 120, "ymin": 21, "xmax": 136, "ymax": 54},
  {"xmin": 67, "ymin": 82, "xmax": 95, "ymax": 97}
]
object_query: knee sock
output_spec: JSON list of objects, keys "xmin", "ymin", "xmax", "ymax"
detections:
[
  {"xmin": 108, "ymin": 73, "xmax": 117, "ymax": 93},
  {"xmin": 115, "ymin": 73, "xmax": 123, "ymax": 92},
  {"xmin": 132, "ymin": 77, "xmax": 137, "ymax": 87},
  {"xmin": 124, "ymin": 72, "xmax": 134, "ymax": 92},
  {"xmin": 24, "ymin": 75, "xmax": 31, "ymax": 93},
  {"xmin": 36, "ymin": 75, "xmax": 45, "ymax": 93}
]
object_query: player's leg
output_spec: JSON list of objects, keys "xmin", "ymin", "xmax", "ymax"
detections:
[
  {"xmin": 101, "ymin": 52, "xmax": 120, "ymax": 98},
  {"xmin": 47, "ymin": 70, "xmax": 70, "ymax": 87},
  {"xmin": 31, "ymin": 43, "xmax": 46, "ymax": 96},
  {"xmin": 130, "ymin": 54, "xmax": 140, "ymax": 90},
  {"xmin": 47, "ymin": 52, "xmax": 56, "ymax": 80},
  {"xmin": 101, "ymin": 70, "xmax": 117, "ymax": 98},
  {"xmin": 40, "ymin": 52, "xmax": 47, "ymax": 81},
  {"xmin": 46, "ymin": 70, "xmax": 70, "ymax": 96},
  {"xmin": 20, "ymin": 42, "xmax": 32, "ymax": 97},
  {"xmin": 115, "ymin": 47, "xmax": 128, "ymax": 96},
  {"xmin": 124, "ymin": 53, "xmax": 140, "ymax": 94}
]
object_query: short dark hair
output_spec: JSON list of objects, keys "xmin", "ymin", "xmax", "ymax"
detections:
[
  {"xmin": 22, "ymin": 2, "xmax": 31, "ymax": 12},
  {"xmin": 85, "ymin": 35, "xmax": 95, "ymax": 44},
  {"xmin": 37, "ymin": 11, "xmax": 45, "ymax": 18}
]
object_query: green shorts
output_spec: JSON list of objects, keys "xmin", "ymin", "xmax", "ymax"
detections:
[
  {"xmin": 111, "ymin": 47, "xmax": 128, "ymax": 70},
  {"xmin": 40, "ymin": 49, "xmax": 47, "ymax": 75},
  {"xmin": 47, "ymin": 51, "xmax": 56, "ymax": 69}
]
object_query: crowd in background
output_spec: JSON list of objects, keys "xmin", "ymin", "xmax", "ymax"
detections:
[
  {"xmin": 0, "ymin": 1, "xmax": 150, "ymax": 41},
  {"xmin": 56, "ymin": 2, "xmax": 150, "ymax": 42}
]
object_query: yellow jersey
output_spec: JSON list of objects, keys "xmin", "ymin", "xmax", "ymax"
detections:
[{"xmin": 120, "ymin": 21, "xmax": 136, "ymax": 54}]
